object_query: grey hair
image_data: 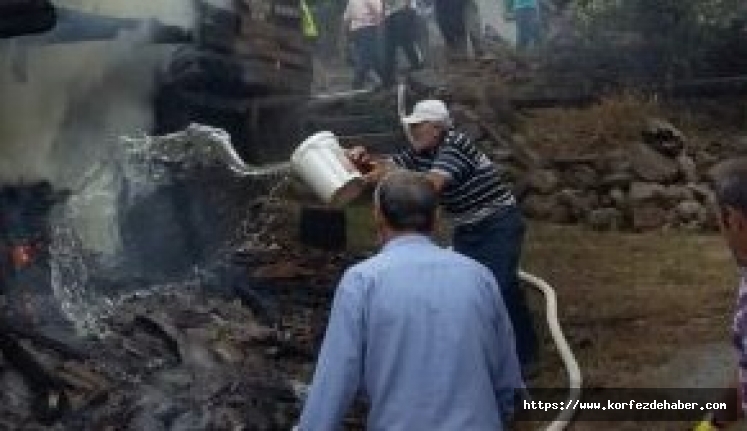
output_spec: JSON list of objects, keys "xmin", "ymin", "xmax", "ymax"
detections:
[
  {"xmin": 711, "ymin": 157, "xmax": 747, "ymax": 216},
  {"xmin": 374, "ymin": 169, "xmax": 438, "ymax": 233}
]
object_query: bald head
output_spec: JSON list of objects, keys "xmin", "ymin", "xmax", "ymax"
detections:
[{"xmin": 374, "ymin": 170, "xmax": 438, "ymax": 233}]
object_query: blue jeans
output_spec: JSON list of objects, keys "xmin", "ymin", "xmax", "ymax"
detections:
[
  {"xmin": 453, "ymin": 205, "xmax": 538, "ymax": 367},
  {"xmin": 350, "ymin": 26, "xmax": 383, "ymax": 89}
]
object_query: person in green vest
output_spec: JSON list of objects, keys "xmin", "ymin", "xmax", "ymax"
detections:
[{"xmin": 301, "ymin": 0, "xmax": 319, "ymax": 39}]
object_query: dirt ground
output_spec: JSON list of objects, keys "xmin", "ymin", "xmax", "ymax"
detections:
[
  {"xmin": 521, "ymin": 223, "xmax": 738, "ymax": 430},
  {"xmin": 346, "ymin": 202, "xmax": 740, "ymax": 430}
]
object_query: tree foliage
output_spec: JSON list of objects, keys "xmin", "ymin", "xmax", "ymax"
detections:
[{"xmin": 546, "ymin": 0, "xmax": 747, "ymax": 82}]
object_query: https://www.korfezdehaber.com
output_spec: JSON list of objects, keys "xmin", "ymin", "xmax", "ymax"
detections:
[{"xmin": 515, "ymin": 389, "xmax": 730, "ymax": 422}]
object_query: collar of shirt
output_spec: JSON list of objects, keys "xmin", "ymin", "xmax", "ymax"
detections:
[{"xmin": 381, "ymin": 233, "xmax": 433, "ymax": 253}]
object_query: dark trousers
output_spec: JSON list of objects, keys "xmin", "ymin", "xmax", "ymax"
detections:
[
  {"xmin": 350, "ymin": 25, "xmax": 383, "ymax": 89},
  {"xmin": 453, "ymin": 205, "xmax": 538, "ymax": 367},
  {"xmin": 434, "ymin": 0, "xmax": 466, "ymax": 52},
  {"xmin": 516, "ymin": 6, "xmax": 541, "ymax": 49},
  {"xmin": 381, "ymin": 8, "xmax": 422, "ymax": 87}
]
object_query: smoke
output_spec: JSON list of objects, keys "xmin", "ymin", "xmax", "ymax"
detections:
[
  {"xmin": 0, "ymin": 0, "xmax": 196, "ymax": 184},
  {"xmin": 0, "ymin": 0, "xmax": 197, "ymax": 253}
]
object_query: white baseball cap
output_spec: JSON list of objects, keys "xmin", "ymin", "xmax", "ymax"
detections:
[{"xmin": 402, "ymin": 99, "xmax": 453, "ymax": 127}]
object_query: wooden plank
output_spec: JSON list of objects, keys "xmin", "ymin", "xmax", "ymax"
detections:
[
  {"xmin": 233, "ymin": 38, "xmax": 311, "ymax": 70},
  {"xmin": 239, "ymin": 19, "xmax": 308, "ymax": 52}
]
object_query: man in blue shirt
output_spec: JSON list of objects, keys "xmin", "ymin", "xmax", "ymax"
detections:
[{"xmin": 298, "ymin": 170, "xmax": 524, "ymax": 431}]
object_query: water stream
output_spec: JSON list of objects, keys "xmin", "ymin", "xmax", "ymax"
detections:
[{"xmin": 47, "ymin": 124, "xmax": 295, "ymax": 336}]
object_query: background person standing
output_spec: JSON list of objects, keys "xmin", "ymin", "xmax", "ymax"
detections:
[
  {"xmin": 514, "ymin": 0, "xmax": 541, "ymax": 49},
  {"xmin": 380, "ymin": 0, "xmax": 423, "ymax": 87},
  {"xmin": 343, "ymin": 0, "xmax": 384, "ymax": 89}
]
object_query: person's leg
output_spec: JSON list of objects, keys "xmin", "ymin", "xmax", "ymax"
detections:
[
  {"xmin": 350, "ymin": 29, "xmax": 366, "ymax": 89},
  {"xmin": 433, "ymin": 0, "xmax": 467, "ymax": 55},
  {"xmin": 515, "ymin": 7, "xmax": 532, "ymax": 50},
  {"xmin": 358, "ymin": 26, "xmax": 383, "ymax": 86},
  {"xmin": 397, "ymin": 8, "xmax": 423, "ymax": 69},
  {"xmin": 527, "ymin": 6, "xmax": 541, "ymax": 47},
  {"xmin": 453, "ymin": 206, "xmax": 538, "ymax": 369},
  {"xmin": 464, "ymin": 0, "xmax": 483, "ymax": 56},
  {"xmin": 381, "ymin": 15, "xmax": 397, "ymax": 87}
]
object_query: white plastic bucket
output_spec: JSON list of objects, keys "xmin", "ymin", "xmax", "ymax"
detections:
[{"xmin": 291, "ymin": 131, "xmax": 365, "ymax": 206}]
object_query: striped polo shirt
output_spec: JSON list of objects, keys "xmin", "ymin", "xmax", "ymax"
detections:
[{"xmin": 391, "ymin": 129, "xmax": 515, "ymax": 226}]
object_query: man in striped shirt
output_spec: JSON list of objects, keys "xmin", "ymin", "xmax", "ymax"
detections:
[{"xmin": 348, "ymin": 99, "xmax": 538, "ymax": 374}]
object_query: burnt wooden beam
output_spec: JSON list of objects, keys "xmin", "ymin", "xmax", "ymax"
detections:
[{"xmin": 0, "ymin": 317, "xmax": 86, "ymax": 361}]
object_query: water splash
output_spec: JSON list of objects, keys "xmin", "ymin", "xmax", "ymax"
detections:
[
  {"xmin": 49, "ymin": 208, "xmax": 113, "ymax": 336},
  {"xmin": 232, "ymin": 174, "xmax": 293, "ymax": 248},
  {"xmin": 47, "ymin": 124, "xmax": 297, "ymax": 336}
]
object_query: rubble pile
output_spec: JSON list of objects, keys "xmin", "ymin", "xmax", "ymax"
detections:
[
  {"xmin": 0, "ymin": 122, "xmax": 372, "ymax": 430},
  {"xmin": 0, "ymin": 242, "xmax": 363, "ymax": 430}
]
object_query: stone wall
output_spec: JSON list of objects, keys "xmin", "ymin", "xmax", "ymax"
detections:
[{"xmin": 513, "ymin": 118, "xmax": 722, "ymax": 232}]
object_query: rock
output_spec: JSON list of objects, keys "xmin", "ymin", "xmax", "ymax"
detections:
[
  {"xmin": 605, "ymin": 149, "xmax": 632, "ymax": 173},
  {"xmin": 642, "ymin": 118, "xmax": 686, "ymax": 157},
  {"xmin": 732, "ymin": 136, "xmax": 747, "ymax": 156},
  {"xmin": 609, "ymin": 188, "xmax": 628, "ymax": 211},
  {"xmin": 629, "ymin": 182, "xmax": 666, "ymax": 204},
  {"xmin": 563, "ymin": 164, "xmax": 599, "ymax": 190},
  {"xmin": 629, "ymin": 143, "xmax": 679, "ymax": 183},
  {"xmin": 676, "ymin": 153, "xmax": 699, "ymax": 183},
  {"xmin": 524, "ymin": 169, "xmax": 560, "ymax": 194},
  {"xmin": 520, "ymin": 194, "xmax": 557, "ymax": 220},
  {"xmin": 510, "ymin": 134, "xmax": 545, "ymax": 170},
  {"xmin": 694, "ymin": 149, "xmax": 719, "ymax": 172},
  {"xmin": 632, "ymin": 204, "xmax": 669, "ymax": 231},
  {"xmin": 557, "ymin": 189, "xmax": 597, "ymax": 221},
  {"xmin": 686, "ymin": 183, "xmax": 716, "ymax": 204},
  {"xmin": 661, "ymin": 185, "xmax": 695, "ymax": 204},
  {"xmin": 675, "ymin": 200, "xmax": 707, "ymax": 224},
  {"xmin": 586, "ymin": 208, "xmax": 624, "ymax": 231},
  {"xmin": 601, "ymin": 172, "xmax": 633, "ymax": 189}
]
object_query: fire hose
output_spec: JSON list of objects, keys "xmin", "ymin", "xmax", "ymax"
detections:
[{"xmin": 518, "ymin": 270, "xmax": 583, "ymax": 431}]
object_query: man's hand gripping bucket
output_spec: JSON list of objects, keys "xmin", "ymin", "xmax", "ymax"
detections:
[{"xmin": 291, "ymin": 131, "xmax": 365, "ymax": 207}]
